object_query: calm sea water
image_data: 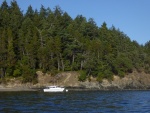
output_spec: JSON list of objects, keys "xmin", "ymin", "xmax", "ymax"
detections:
[{"xmin": 0, "ymin": 90, "xmax": 150, "ymax": 113}]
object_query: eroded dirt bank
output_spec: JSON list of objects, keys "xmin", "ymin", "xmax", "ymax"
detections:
[{"xmin": 1, "ymin": 71, "xmax": 150, "ymax": 91}]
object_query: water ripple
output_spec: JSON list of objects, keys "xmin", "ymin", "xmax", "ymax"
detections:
[{"xmin": 0, "ymin": 90, "xmax": 150, "ymax": 113}]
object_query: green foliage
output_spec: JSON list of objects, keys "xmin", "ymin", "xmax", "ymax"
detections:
[
  {"xmin": 118, "ymin": 71, "xmax": 125, "ymax": 78},
  {"xmin": 97, "ymin": 72, "xmax": 104, "ymax": 82},
  {"xmin": 78, "ymin": 70, "xmax": 86, "ymax": 82},
  {"xmin": 22, "ymin": 65, "xmax": 37, "ymax": 83},
  {"xmin": 0, "ymin": 0, "xmax": 150, "ymax": 83},
  {"xmin": 13, "ymin": 69, "xmax": 21, "ymax": 77},
  {"xmin": 103, "ymin": 70, "xmax": 113, "ymax": 81},
  {"xmin": 112, "ymin": 53, "xmax": 133, "ymax": 77}
]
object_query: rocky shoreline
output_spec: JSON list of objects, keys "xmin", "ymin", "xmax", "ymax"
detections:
[
  {"xmin": 0, "ymin": 83, "xmax": 150, "ymax": 92},
  {"xmin": 1, "ymin": 71, "xmax": 150, "ymax": 92},
  {"xmin": 0, "ymin": 86, "xmax": 150, "ymax": 92},
  {"xmin": 0, "ymin": 87, "xmax": 37, "ymax": 92},
  {"xmin": 0, "ymin": 84, "xmax": 39, "ymax": 92}
]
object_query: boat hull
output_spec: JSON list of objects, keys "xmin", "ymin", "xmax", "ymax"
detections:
[
  {"xmin": 43, "ymin": 86, "xmax": 68, "ymax": 92},
  {"xmin": 43, "ymin": 88, "xmax": 65, "ymax": 92}
]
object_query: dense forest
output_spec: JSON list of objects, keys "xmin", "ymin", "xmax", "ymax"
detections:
[{"xmin": 0, "ymin": 0, "xmax": 150, "ymax": 83}]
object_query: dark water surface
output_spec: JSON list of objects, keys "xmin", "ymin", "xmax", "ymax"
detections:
[{"xmin": 0, "ymin": 90, "xmax": 150, "ymax": 113}]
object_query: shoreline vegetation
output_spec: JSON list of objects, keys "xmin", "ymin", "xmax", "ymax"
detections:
[
  {"xmin": 0, "ymin": 0, "xmax": 150, "ymax": 88},
  {"xmin": 0, "ymin": 70, "xmax": 150, "ymax": 92}
]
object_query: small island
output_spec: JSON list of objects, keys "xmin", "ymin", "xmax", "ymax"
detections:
[{"xmin": 0, "ymin": 1, "xmax": 150, "ymax": 91}]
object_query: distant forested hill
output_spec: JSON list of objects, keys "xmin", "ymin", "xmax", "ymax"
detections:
[{"xmin": 0, "ymin": 0, "xmax": 150, "ymax": 83}]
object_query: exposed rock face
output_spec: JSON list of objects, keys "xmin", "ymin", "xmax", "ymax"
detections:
[
  {"xmin": 36, "ymin": 71, "xmax": 150, "ymax": 90},
  {"xmin": 1, "ymin": 71, "xmax": 150, "ymax": 90},
  {"xmin": 0, "ymin": 78, "xmax": 35, "ymax": 91},
  {"xmin": 36, "ymin": 71, "xmax": 54, "ymax": 87},
  {"xmin": 81, "ymin": 71, "xmax": 150, "ymax": 90},
  {"xmin": 36, "ymin": 71, "xmax": 80, "ymax": 87}
]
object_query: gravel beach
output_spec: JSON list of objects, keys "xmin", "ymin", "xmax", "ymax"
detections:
[{"xmin": 0, "ymin": 85, "xmax": 38, "ymax": 92}]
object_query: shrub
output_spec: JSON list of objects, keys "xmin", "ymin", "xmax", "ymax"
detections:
[
  {"xmin": 13, "ymin": 69, "xmax": 21, "ymax": 77},
  {"xmin": 97, "ymin": 72, "xmax": 104, "ymax": 82},
  {"xmin": 118, "ymin": 71, "xmax": 125, "ymax": 78},
  {"xmin": 78, "ymin": 70, "xmax": 87, "ymax": 82}
]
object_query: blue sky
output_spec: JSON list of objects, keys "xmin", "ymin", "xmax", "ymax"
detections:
[{"xmin": 1, "ymin": 0, "xmax": 150, "ymax": 45}]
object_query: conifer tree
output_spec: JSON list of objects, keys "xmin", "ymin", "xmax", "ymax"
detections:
[
  {"xmin": 6, "ymin": 28, "xmax": 16, "ymax": 76},
  {"xmin": 0, "ymin": 0, "xmax": 150, "ymax": 82},
  {"xmin": 0, "ymin": 29, "xmax": 7, "ymax": 78}
]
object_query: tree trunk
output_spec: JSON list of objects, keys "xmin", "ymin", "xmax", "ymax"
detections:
[
  {"xmin": 60, "ymin": 53, "xmax": 64, "ymax": 71},
  {"xmin": 0, "ymin": 68, "xmax": 5, "ymax": 78},
  {"xmin": 80, "ymin": 61, "xmax": 83, "ymax": 70},
  {"xmin": 36, "ymin": 27, "xmax": 44, "ymax": 47},
  {"xmin": 57, "ymin": 56, "xmax": 60, "ymax": 71},
  {"xmin": 72, "ymin": 54, "xmax": 75, "ymax": 63}
]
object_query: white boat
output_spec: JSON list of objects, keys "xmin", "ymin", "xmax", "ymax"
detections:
[{"xmin": 43, "ymin": 86, "xmax": 68, "ymax": 92}]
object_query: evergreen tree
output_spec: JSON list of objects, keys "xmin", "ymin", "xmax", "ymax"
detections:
[
  {"xmin": 6, "ymin": 28, "xmax": 16, "ymax": 76},
  {"xmin": 0, "ymin": 0, "xmax": 150, "ymax": 82},
  {"xmin": 0, "ymin": 0, "xmax": 10, "ymax": 28},
  {"xmin": 9, "ymin": 0, "xmax": 23, "ymax": 56},
  {"xmin": 0, "ymin": 29, "xmax": 7, "ymax": 78}
]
